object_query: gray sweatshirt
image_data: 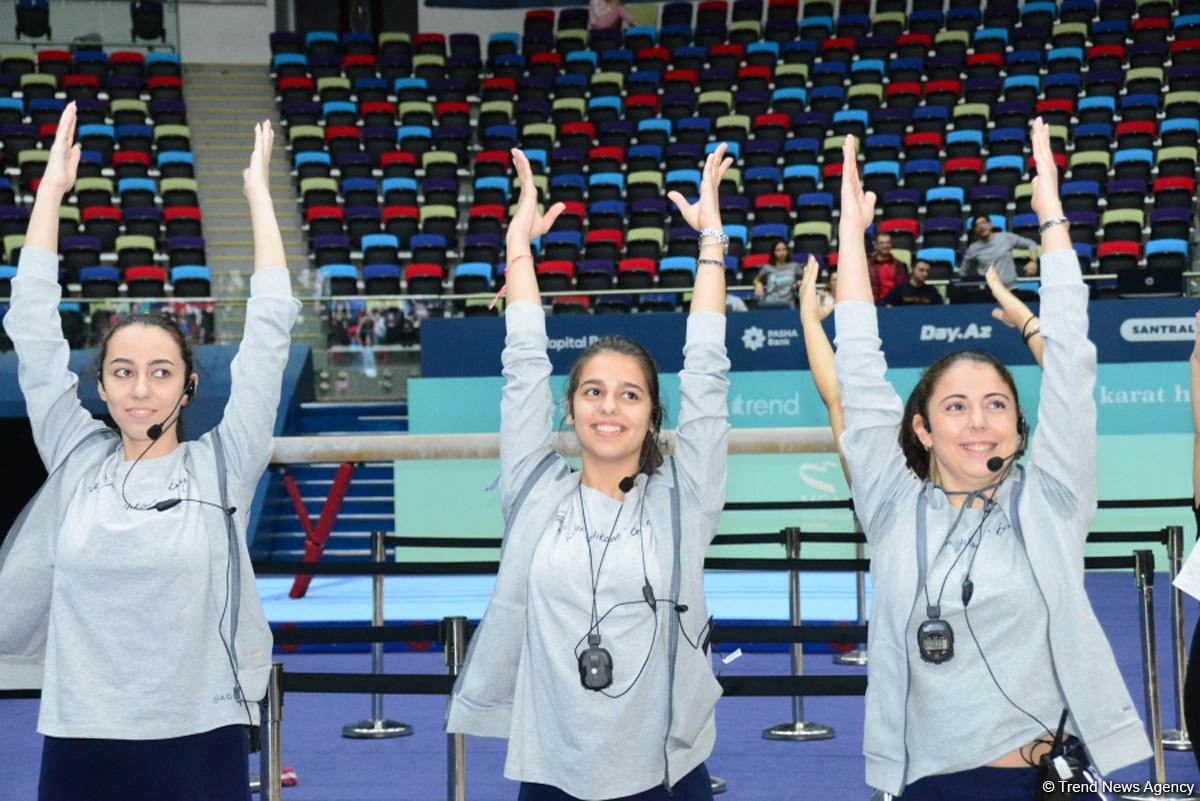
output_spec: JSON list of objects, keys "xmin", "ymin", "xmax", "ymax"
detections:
[
  {"xmin": 0, "ymin": 245, "xmax": 299, "ymax": 740},
  {"xmin": 446, "ymin": 302, "xmax": 730, "ymax": 798},
  {"xmin": 959, "ymin": 231, "xmax": 1040, "ymax": 289},
  {"xmin": 834, "ymin": 248, "xmax": 1151, "ymax": 795}
]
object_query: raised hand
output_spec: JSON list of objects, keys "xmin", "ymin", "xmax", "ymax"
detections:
[
  {"xmin": 798, "ymin": 255, "xmax": 823, "ymax": 322},
  {"xmin": 839, "ymin": 135, "xmax": 874, "ymax": 232},
  {"xmin": 41, "ymin": 102, "xmax": 81, "ymax": 197},
  {"xmin": 1029, "ymin": 117, "xmax": 1062, "ymax": 222},
  {"xmin": 668, "ymin": 142, "xmax": 733, "ymax": 232},
  {"xmin": 242, "ymin": 120, "xmax": 275, "ymax": 200},
  {"xmin": 508, "ymin": 148, "xmax": 564, "ymax": 247},
  {"xmin": 986, "ymin": 265, "xmax": 1034, "ymax": 329}
]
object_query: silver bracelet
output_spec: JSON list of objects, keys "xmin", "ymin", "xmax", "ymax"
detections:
[
  {"xmin": 697, "ymin": 257, "xmax": 724, "ymax": 268},
  {"xmin": 1038, "ymin": 216, "xmax": 1070, "ymax": 233},
  {"xmin": 697, "ymin": 228, "xmax": 729, "ymax": 253}
]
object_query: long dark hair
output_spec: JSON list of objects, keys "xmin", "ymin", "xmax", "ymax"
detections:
[
  {"xmin": 900, "ymin": 349, "xmax": 1021, "ymax": 479},
  {"xmin": 771, "ymin": 237, "xmax": 791, "ymax": 265},
  {"xmin": 565, "ymin": 335, "xmax": 665, "ymax": 475},
  {"xmin": 95, "ymin": 312, "xmax": 195, "ymax": 440}
]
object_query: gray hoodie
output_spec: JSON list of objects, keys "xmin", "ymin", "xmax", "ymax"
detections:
[
  {"xmin": 834, "ymin": 247, "xmax": 1152, "ymax": 795},
  {"xmin": 446, "ymin": 301, "xmax": 730, "ymax": 794},
  {"xmin": 0, "ymin": 245, "xmax": 299, "ymax": 738}
]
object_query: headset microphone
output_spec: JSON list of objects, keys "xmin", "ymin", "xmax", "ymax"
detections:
[
  {"xmin": 986, "ymin": 452, "xmax": 1019, "ymax": 472},
  {"xmin": 985, "ymin": 415, "xmax": 1028, "ymax": 472},
  {"xmin": 146, "ymin": 379, "xmax": 195, "ymax": 441}
]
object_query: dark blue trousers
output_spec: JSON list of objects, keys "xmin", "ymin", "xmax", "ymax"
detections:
[
  {"xmin": 518, "ymin": 762, "xmax": 713, "ymax": 801},
  {"xmin": 38, "ymin": 724, "xmax": 251, "ymax": 801},
  {"xmin": 899, "ymin": 763, "xmax": 1104, "ymax": 800}
]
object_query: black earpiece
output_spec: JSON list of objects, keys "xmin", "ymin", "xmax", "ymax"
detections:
[{"xmin": 184, "ymin": 377, "xmax": 196, "ymax": 400}]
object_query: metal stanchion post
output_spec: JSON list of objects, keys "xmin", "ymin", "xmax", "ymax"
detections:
[
  {"xmin": 763, "ymin": 526, "xmax": 835, "ymax": 741},
  {"xmin": 445, "ymin": 616, "xmax": 468, "ymax": 801},
  {"xmin": 344, "ymin": 530, "xmax": 413, "ymax": 739},
  {"xmin": 834, "ymin": 517, "xmax": 868, "ymax": 667},
  {"xmin": 1162, "ymin": 525, "xmax": 1192, "ymax": 751},
  {"xmin": 1121, "ymin": 550, "xmax": 1198, "ymax": 801},
  {"xmin": 259, "ymin": 662, "xmax": 284, "ymax": 801}
]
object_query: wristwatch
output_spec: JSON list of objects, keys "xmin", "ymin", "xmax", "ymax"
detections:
[{"xmin": 698, "ymin": 228, "xmax": 729, "ymax": 254}]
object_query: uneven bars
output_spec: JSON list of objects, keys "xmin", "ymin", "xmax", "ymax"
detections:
[{"xmin": 270, "ymin": 427, "xmax": 836, "ymax": 464}]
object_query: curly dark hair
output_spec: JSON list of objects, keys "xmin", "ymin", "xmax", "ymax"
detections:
[{"xmin": 900, "ymin": 349, "xmax": 1021, "ymax": 479}]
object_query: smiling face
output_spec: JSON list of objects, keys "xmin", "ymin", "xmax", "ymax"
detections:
[
  {"xmin": 911, "ymin": 360, "xmax": 1021, "ymax": 494},
  {"xmin": 567, "ymin": 350, "xmax": 656, "ymax": 478},
  {"xmin": 96, "ymin": 323, "xmax": 196, "ymax": 458}
]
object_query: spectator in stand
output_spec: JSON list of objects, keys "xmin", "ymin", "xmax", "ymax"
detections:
[
  {"xmin": 589, "ymin": 0, "xmax": 636, "ymax": 30},
  {"xmin": 753, "ymin": 239, "xmax": 803, "ymax": 308},
  {"xmin": 881, "ymin": 259, "xmax": 944, "ymax": 306},
  {"xmin": 868, "ymin": 232, "xmax": 908, "ymax": 303},
  {"xmin": 818, "ymin": 270, "xmax": 837, "ymax": 317},
  {"xmin": 959, "ymin": 216, "xmax": 1040, "ymax": 290}
]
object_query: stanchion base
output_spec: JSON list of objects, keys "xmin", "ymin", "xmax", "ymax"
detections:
[
  {"xmin": 1162, "ymin": 728, "xmax": 1193, "ymax": 750},
  {"xmin": 710, "ymin": 777, "xmax": 727, "ymax": 795},
  {"xmin": 342, "ymin": 718, "xmax": 414, "ymax": 739},
  {"xmin": 761, "ymin": 721, "xmax": 836, "ymax": 741},
  {"xmin": 248, "ymin": 773, "xmax": 260, "ymax": 794},
  {"xmin": 833, "ymin": 649, "xmax": 868, "ymax": 666}
]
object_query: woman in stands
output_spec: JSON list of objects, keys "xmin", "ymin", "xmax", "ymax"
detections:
[
  {"xmin": 833, "ymin": 120, "xmax": 1151, "ymax": 800},
  {"xmin": 0, "ymin": 103, "xmax": 299, "ymax": 801},
  {"xmin": 447, "ymin": 144, "xmax": 733, "ymax": 801}
]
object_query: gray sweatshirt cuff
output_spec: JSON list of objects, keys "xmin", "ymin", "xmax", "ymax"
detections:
[
  {"xmin": 833, "ymin": 299, "xmax": 878, "ymax": 341},
  {"xmin": 1038, "ymin": 248, "xmax": 1081, "ymax": 288},
  {"xmin": 17, "ymin": 244, "xmax": 58, "ymax": 281},
  {"xmin": 505, "ymin": 300, "xmax": 545, "ymax": 332},
  {"xmin": 249, "ymin": 267, "xmax": 292, "ymax": 297},
  {"xmin": 686, "ymin": 310, "xmax": 726, "ymax": 344}
]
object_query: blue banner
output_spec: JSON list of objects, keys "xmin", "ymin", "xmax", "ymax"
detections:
[{"xmin": 420, "ymin": 298, "xmax": 1200, "ymax": 378}]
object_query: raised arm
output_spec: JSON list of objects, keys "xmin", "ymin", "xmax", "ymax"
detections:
[
  {"xmin": 668, "ymin": 142, "xmax": 733, "ymax": 314},
  {"xmin": 668, "ymin": 143, "xmax": 733, "ymax": 525},
  {"xmin": 497, "ymin": 149, "xmax": 564, "ymax": 512},
  {"xmin": 986, "ymin": 265, "xmax": 1045, "ymax": 368},
  {"xmin": 1025, "ymin": 116, "xmax": 1096, "ymax": 517},
  {"xmin": 243, "ymin": 121, "xmax": 285, "ymax": 274},
  {"xmin": 835, "ymin": 138, "xmax": 875, "ymax": 305},
  {"xmin": 832, "ymin": 136, "xmax": 910, "ymax": 535},
  {"xmin": 214, "ymin": 121, "xmax": 300, "ymax": 494},
  {"xmin": 1191, "ymin": 311, "xmax": 1200, "ymax": 506},
  {"xmin": 503, "ymin": 148, "xmax": 564, "ymax": 306},
  {"xmin": 2, "ymin": 102, "xmax": 105, "ymax": 467},
  {"xmin": 799, "ymin": 256, "xmax": 849, "ymax": 483}
]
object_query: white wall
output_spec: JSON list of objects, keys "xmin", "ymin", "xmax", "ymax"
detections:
[{"xmin": 177, "ymin": 2, "xmax": 274, "ymax": 64}]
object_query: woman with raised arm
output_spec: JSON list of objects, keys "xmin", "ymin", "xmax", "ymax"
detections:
[
  {"xmin": 833, "ymin": 120, "xmax": 1150, "ymax": 800},
  {"xmin": 447, "ymin": 145, "xmax": 733, "ymax": 801},
  {"xmin": 800, "ymin": 261, "xmax": 1045, "ymax": 488},
  {"xmin": 0, "ymin": 104, "xmax": 299, "ymax": 801}
]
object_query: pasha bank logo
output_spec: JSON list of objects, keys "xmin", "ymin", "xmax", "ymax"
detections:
[
  {"xmin": 742, "ymin": 326, "xmax": 766, "ymax": 351},
  {"xmin": 741, "ymin": 325, "xmax": 799, "ymax": 351}
]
